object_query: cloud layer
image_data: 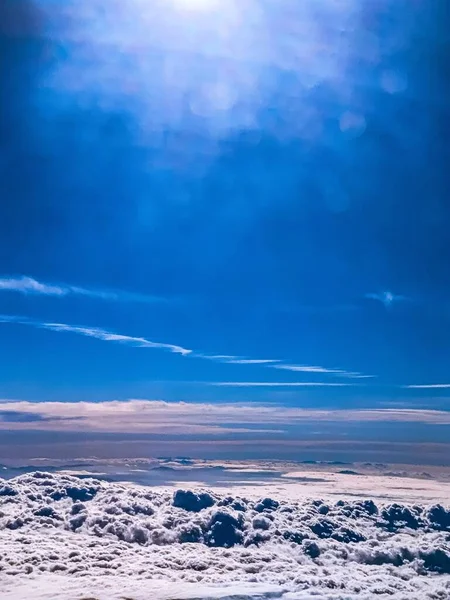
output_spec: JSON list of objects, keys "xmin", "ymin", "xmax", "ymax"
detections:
[
  {"xmin": 1, "ymin": 471, "xmax": 450, "ymax": 599},
  {"xmin": 1, "ymin": 400, "xmax": 450, "ymax": 435}
]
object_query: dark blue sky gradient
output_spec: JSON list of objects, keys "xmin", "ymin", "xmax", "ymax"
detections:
[{"xmin": 1, "ymin": 0, "xmax": 450, "ymax": 406}]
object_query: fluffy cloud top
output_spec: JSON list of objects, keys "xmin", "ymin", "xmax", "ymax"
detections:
[{"xmin": 1, "ymin": 472, "xmax": 450, "ymax": 599}]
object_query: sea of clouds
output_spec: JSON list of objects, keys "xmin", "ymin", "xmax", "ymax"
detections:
[{"xmin": 1, "ymin": 472, "xmax": 450, "ymax": 599}]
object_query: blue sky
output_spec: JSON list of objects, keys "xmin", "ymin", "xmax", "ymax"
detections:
[{"xmin": 1, "ymin": 0, "xmax": 450, "ymax": 448}]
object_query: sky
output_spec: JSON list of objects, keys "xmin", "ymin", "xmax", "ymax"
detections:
[{"xmin": 1, "ymin": 0, "xmax": 450, "ymax": 457}]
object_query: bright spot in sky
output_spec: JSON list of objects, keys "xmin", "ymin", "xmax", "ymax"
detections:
[
  {"xmin": 173, "ymin": 0, "xmax": 219, "ymax": 10},
  {"xmin": 384, "ymin": 291, "xmax": 394, "ymax": 305}
]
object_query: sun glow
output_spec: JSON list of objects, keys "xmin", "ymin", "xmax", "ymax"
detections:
[{"xmin": 173, "ymin": 0, "xmax": 219, "ymax": 10}]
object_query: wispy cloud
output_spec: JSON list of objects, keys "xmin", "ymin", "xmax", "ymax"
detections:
[
  {"xmin": 0, "ymin": 315, "xmax": 191, "ymax": 356},
  {"xmin": 201, "ymin": 355, "xmax": 369, "ymax": 375},
  {"xmin": 365, "ymin": 291, "xmax": 408, "ymax": 308},
  {"xmin": 0, "ymin": 311, "xmax": 368, "ymax": 379},
  {"xmin": 0, "ymin": 276, "xmax": 66, "ymax": 296},
  {"xmin": 226, "ymin": 359, "xmax": 282, "ymax": 365},
  {"xmin": 0, "ymin": 275, "xmax": 166, "ymax": 304},
  {"xmin": 403, "ymin": 384, "xmax": 450, "ymax": 389},
  {"xmin": 271, "ymin": 365, "xmax": 375, "ymax": 380},
  {"xmin": 272, "ymin": 364, "xmax": 366, "ymax": 378},
  {"xmin": 212, "ymin": 381, "xmax": 358, "ymax": 387},
  {"xmin": 199, "ymin": 354, "xmax": 281, "ymax": 365}
]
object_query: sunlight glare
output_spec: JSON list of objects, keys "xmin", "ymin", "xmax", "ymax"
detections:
[{"xmin": 172, "ymin": 0, "xmax": 219, "ymax": 11}]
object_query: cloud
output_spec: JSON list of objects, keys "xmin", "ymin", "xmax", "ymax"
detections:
[
  {"xmin": 0, "ymin": 315, "xmax": 191, "ymax": 356},
  {"xmin": 1, "ymin": 314, "xmax": 368, "ymax": 380},
  {"xmin": 212, "ymin": 381, "xmax": 357, "ymax": 387},
  {"xmin": 0, "ymin": 312, "xmax": 373, "ymax": 387},
  {"xmin": 199, "ymin": 355, "xmax": 372, "ymax": 377},
  {"xmin": 365, "ymin": 291, "xmax": 408, "ymax": 307},
  {"xmin": 0, "ymin": 276, "xmax": 66, "ymax": 296},
  {"xmin": 1, "ymin": 400, "xmax": 449, "ymax": 435},
  {"xmin": 271, "ymin": 365, "xmax": 370, "ymax": 378},
  {"xmin": 221, "ymin": 359, "xmax": 281, "ymax": 365},
  {"xmin": 199, "ymin": 355, "xmax": 281, "ymax": 365},
  {"xmin": 0, "ymin": 275, "xmax": 166, "ymax": 304},
  {"xmin": 404, "ymin": 384, "xmax": 450, "ymax": 389},
  {"xmin": 1, "ymin": 471, "xmax": 450, "ymax": 599}
]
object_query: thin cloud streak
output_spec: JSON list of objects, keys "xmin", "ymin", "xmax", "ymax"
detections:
[
  {"xmin": 212, "ymin": 381, "xmax": 358, "ymax": 387},
  {"xmin": 272, "ymin": 364, "xmax": 363, "ymax": 377},
  {"xmin": 0, "ymin": 275, "xmax": 166, "ymax": 304},
  {"xmin": 404, "ymin": 384, "xmax": 450, "ymax": 389},
  {"xmin": 224, "ymin": 359, "xmax": 282, "ymax": 365},
  {"xmin": 272, "ymin": 365, "xmax": 375, "ymax": 379},
  {"xmin": 0, "ymin": 315, "xmax": 191, "ymax": 356},
  {"xmin": 0, "ymin": 313, "xmax": 368, "ymax": 379},
  {"xmin": 200, "ymin": 355, "xmax": 368, "ymax": 374},
  {"xmin": 197, "ymin": 354, "xmax": 281, "ymax": 364}
]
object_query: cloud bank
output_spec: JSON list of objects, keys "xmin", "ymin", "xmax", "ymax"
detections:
[
  {"xmin": 1, "ymin": 472, "xmax": 450, "ymax": 599},
  {"xmin": 1, "ymin": 400, "xmax": 450, "ymax": 435}
]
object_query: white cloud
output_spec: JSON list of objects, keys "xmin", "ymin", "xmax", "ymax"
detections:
[
  {"xmin": 0, "ymin": 316, "xmax": 191, "ymax": 356},
  {"xmin": 1, "ymin": 313, "xmax": 368, "ymax": 380},
  {"xmin": 404, "ymin": 384, "xmax": 450, "ymax": 389},
  {"xmin": 365, "ymin": 291, "xmax": 408, "ymax": 307},
  {"xmin": 212, "ymin": 381, "xmax": 357, "ymax": 387},
  {"xmin": 1, "ymin": 471, "xmax": 450, "ymax": 599},
  {"xmin": 223, "ymin": 359, "xmax": 281, "ymax": 365},
  {"xmin": 197, "ymin": 354, "xmax": 280, "ymax": 364},
  {"xmin": 272, "ymin": 364, "xmax": 367, "ymax": 378},
  {"xmin": 0, "ymin": 276, "xmax": 66, "ymax": 296},
  {"xmin": 0, "ymin": 275, "xmax": 166, "ymax": 304}
]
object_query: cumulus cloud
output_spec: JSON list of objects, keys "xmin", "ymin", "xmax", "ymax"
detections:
[
  {"xmin": 0, "ymin": 275, "xmax": 166, "ymax": 304},
  {"xmin": 1, "ymin": 472, "xmax": 450, "ymax": 599},
  {"xmin": 1, "ymin": 400, "xmax": 450, "ymax": 435}
]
